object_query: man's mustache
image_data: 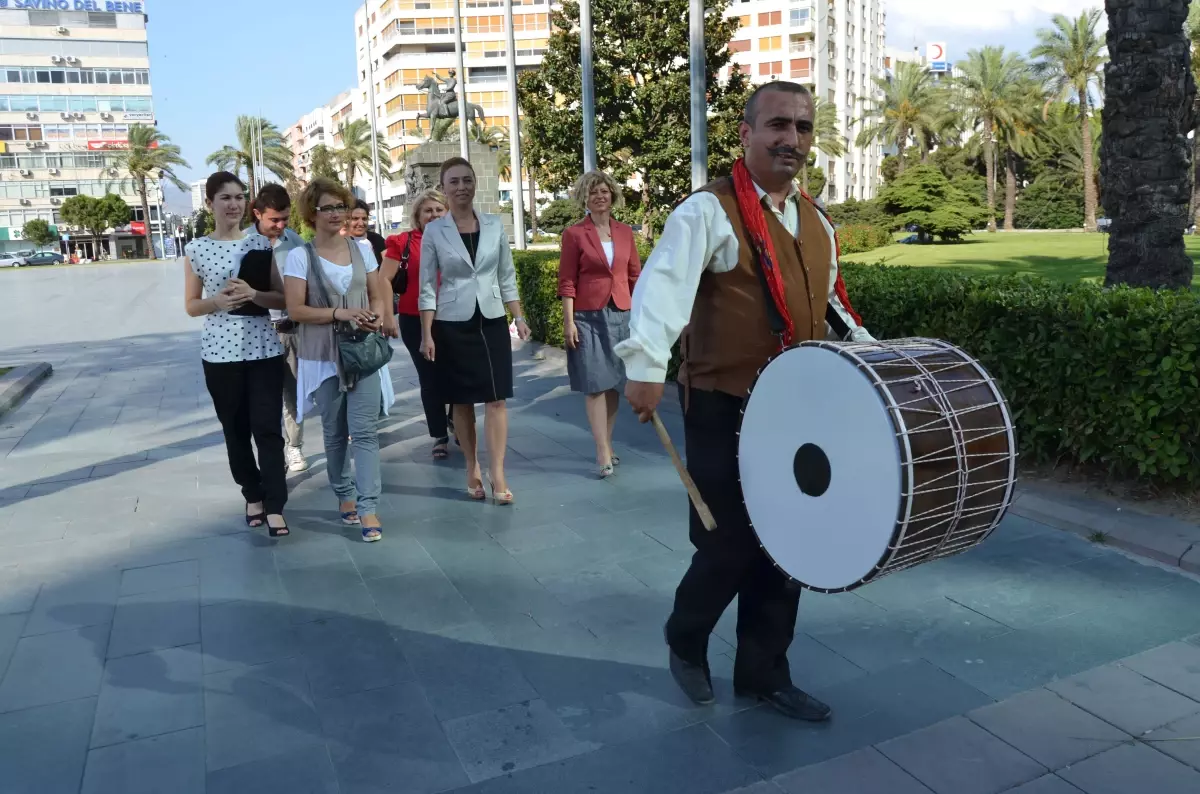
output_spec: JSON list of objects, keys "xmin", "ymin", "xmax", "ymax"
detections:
[{"xmin": 768, "ymin": 146, "xmax": 803, "ymax": 158}]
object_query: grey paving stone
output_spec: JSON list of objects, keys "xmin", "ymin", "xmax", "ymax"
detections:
[
  {"xmin": 107, "ymin": 585, "xmax": 200, "ymax": 659},
  {"xmin": 0, "ymin": 697, "xmax": 96, "ymax": 794},
  {"xmin": 207, "ymin": 745, "xmax": 340, "ymax": 794},
  {"xmin": 1057, "ymin": 742, "xmax": 1200, "ymax": 794},
  {"xmin": 875, "ymin": 716, "xmax": 1046, "ymax": 794},
  {"xmin": 450, "ymin": 722, "xmax": 760, "ymax": 794},
  {"xmin": 343, "ymin": 532, "xmax": 438, "ymax": 579},
  {"xmin": 0, "ymin": 622, "xmax": 108, "ymax": 712},
  {"xmin": 80, "ymin": 726, "xmax": 205, "ymax": 794},
  {"xmin": 0, "ymin": 573, "xmax": 38, "ymax": 615},
  {"xmin": 279, "ymin": 560, "xmax": 377, "ymax": 624},
  {"xmin": 1120, "ymin": 641, "xmax": 1200, "ymax": 701},
  {"xmin": 368, "ymin": 567, "xmax": 479, "ymax": 634},
  {"xmin": 203, "ymin": 658, "xmax": 324, "ymax": 772},
  {"xmin": 398, "ymin": 622, "xmax": 538, "ymax": 722},
  {"xmin": 443, "ymin": 697, "xmax": 599, "ymax": 782},
  {"xmin": 0, "ymin": 612, "xmax": 24, "ymax": 676},
  {"xmin": 488, "ymin": 520, "xmax": 587, "ymax": 556},
  {"xmin": 22, "ymin": 569, "xmax": 119, "ymax": 636},
  {"xmin": 91, "ymin": 644, "xmax": 204, "ymax": 748},
  {"xmin": 1046, "ymin": 663, "xmax": 1200, "ymax": 735},
  {"xmin": 538, "ymin": 562, "xmax": 652, "ymax": 606},
  {"xmin": 294, "ymin": 614, "xmax": 412, "ymax": 700},
  {"xmin": 199, "ymin": 599, "xmax": 301, "ymax": 674},
  {"xmin": 199, "ymin": 551, "xmax": 286, "ymax": 607},
  {"xmin": 775, "ymin": 746, "xmax": 934, "ymax": 793},
  {"xmin": 967, "ymin": 688, "xmax": 1127, "ymax": 769},
  {"xmin": 1003, "ymin": 774, "xmax": 1087, "ymax": 793},
  {"xmin": 119, "ymin": 559, "xmax": 199, "ymax": 596},
  {"xmin": 1141, "ymin": 711, "xmax": 1200, "ymax": 771},
  {"xmin": 511, "ymin": 528, "xmax": 669, "ymax": 579},
  {"xmin": 316, "ymin": 681, "xmax": 469, "ymax": 794}
]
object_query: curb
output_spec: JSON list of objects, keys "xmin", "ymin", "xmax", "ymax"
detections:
[{"xmin": 0, "ymin": 362, "xmax": 51, "ymax": 417}]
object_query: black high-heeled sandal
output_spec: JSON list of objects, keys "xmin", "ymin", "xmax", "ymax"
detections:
[
  {"xmin": 245, "ymin": 506, "xmax": 265, "ymax": 528},
  {"xmin": 267, "ymin": 517, "xmax": 290, "ymax": 538}
]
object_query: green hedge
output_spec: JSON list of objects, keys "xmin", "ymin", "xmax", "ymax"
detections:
[
  {"xmin": 514, "ymin": 251, "xmax": 1200, "ymax": 485},
  {"xmin": 837, "ymin": 224, "xmax": 893, "ymax": 255}
]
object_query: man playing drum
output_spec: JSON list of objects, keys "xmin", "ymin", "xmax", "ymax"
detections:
[{"xmin": 617, "ymin": 81, "xmax": 873, "ymax": 720}]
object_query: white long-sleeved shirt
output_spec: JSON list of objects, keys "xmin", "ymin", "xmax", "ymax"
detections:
[{"xmin": 614, "ymin": 180, "xmax": 872, "ymax": 383}]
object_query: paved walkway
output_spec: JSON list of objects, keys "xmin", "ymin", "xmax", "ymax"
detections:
[{"xmin": 1, "ymin": 262, "xmax": 1199, "ymax": 794}]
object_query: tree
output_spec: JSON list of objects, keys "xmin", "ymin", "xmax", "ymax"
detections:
[
  {"xmin": 60, "ymin": 194, "xmax": 130, "ymax": 252},
  {"xmin": 21, "ymin": 218, "xmax": 58, "ymax": 248},
  {"xmin": 877, "ymin": 164, "xmax": 988, "ymax": 242},
  {"xmin": 1014, "ymin": 174, "xmax": 1084, "ymax": 229},
  {"xmin": 1102, "ymin": 0, "xmax": 1196, "ymax": 288},
  {"xmin": 804, "ymin": 159, "xmax": 827, "ymax": 199},
  {"xmin": 1031, "ymin": 10, "xmax": 1107, "ymax": 231},
  {"xmin": 335, "ymin": 118, "xmax": 392, "ymax": 193},
  {"xmin": 104, "ymin": 124, "xmax": 187, "ymax": 260},
  {"xmin": 1186, "ymin": 2, "xmax": 1200, "ymax": 229},
  {"xmin": 994, "ymin": 80, "xmax": 1045, "ymax": 230},
  {"xmin": 806, "ymin": 97, "xmax": 844, "ymax": 195},
  {"xmin": 191, "ymin": 208, "xmax": 213, "ymax": 238},
  {"xmin": 827, "ymin": 196, "xmax": 892, "ymax": 228},
  {"xmin": 308, "ymin": 145, "xmax": 339, "ymax": 181},
  {"xmin": 518, "ymin": 0, "xmax": 751, "ymax": 239},
  {"xmin": 855, "ymin": 61, "xmax": 946, "ymax": 173},
  {"xmin": 206, "ymin": 116, "xmax": 294, "ymax": 199},
  {"xmin": 954, "ymin": 47, "xmax": 1029, "ymax": 232},
  {"xmin": 538, "ymin": 198, "xmax": 585, "ymax": 234}
]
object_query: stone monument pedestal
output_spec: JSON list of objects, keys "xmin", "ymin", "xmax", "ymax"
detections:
[{"xmin": 402, "ymin": 140, "xmax": 514, "ymax": 243}]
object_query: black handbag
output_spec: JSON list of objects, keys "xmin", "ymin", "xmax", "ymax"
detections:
[
  {"xmin": 305, "ymin": 241, "xmax": 394, "ymax": 379},
  {"xmin": 390, "ymin": 233, "xmax": 412, "ymax": 296}
]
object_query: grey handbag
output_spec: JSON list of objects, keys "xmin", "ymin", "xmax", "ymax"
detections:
[{"xmin": 305, "ymin": 241, "xmax": 394, "ymax": 379}]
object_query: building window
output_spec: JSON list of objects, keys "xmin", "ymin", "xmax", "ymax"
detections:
[
  {"xmin": 87, "ymin": 12, "xmax": 117, "ymax": 28},
  {"xmin": 759, "ymin": 36, "xmax": 782, "ymax": 51},
  {"xmin": 512, "ymin": 13, "xmax": 546, "ymax": 32},
  {"xmin": 738, "ymin": 15, "xmax": 751, "ymax": 27},
  {"xmin": 729, "ymin": 39, "xmax": 750, "ymax": 53},
  {"xmin": 790, "ymin": 8, "xmax": 810, "ymax": 25},
  {"xmin": 789, "ymin": 59, "xmax": 811, "ymax": 80},
  {"xmin": 28, "ymin": 11, "xmax": 60, "ymax": 26},
  {"xmin": 758, "ymin": 11, "xmax": 781, "ymax": 26},
  {"xmin": 758, "ymin": 61, "xmax": 782, "ymax": 76},
  {"xmin": 466, "ymin": 15, "xmax": 504, "ymax": 34}
]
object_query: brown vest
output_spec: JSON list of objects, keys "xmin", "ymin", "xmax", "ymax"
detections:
[{"xmin": 678, "ymin": 177, "xmax": 832, "ymax": 398}]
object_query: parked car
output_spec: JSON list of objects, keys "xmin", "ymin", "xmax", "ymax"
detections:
[
  {"xmin": 0, "ymin": 253, "xmax": 26, "ymax": 268},
  {"xmin": 1096, "ymin": 217, "xmax": 1112, "ymax": 232},
  {"xmin": 23, "ymin": 251, "xmax": 64, "ymax": 266}
]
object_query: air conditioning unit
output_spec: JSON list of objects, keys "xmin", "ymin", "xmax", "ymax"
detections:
[
  {"xmin": 36, "ymin": 141, "xmax": 48, "ymax": 148},
  {"xmin": 19, "ymin": 199, "xmax": 30, "ymax": 206},
  {"xmin": 18, "ymin": 169, "xmax": 32, "ymax": 177},
  {"xmin": 60, "ymin": 112, "xmax": 71, "ymax": 120},
  {"xmin": 65, "ymin": 57, "xmax": 79, "ymax": 65},
  {"xmin": 55, "ymin": 26, "xmax": 69, "ymax": 35},
  {"xmin": 47, "ymin": 168, "xmax": 60, "ymax": 176},
  {"xmin": 72, "ymin": 112, "xmax": 85, "ymax": 120},
  {"xmin": 25, "ymin": 112, "xmax": 37, "ymax": 120},
  {"xmin": 24, "ymin": 142, "xmax": 35, "ymax": 150},
  {"xmin": 50, "ymin": 55, "xmax": 64, "ymax": 65},
  {"xmin": 50, "ymin": 198, "xmax": 61, "ymax": 205},
  {"xmin": 99, "ymin": 112, "xmax": 113, "ymax": 121},
  {"xmin": 108, "ymin": 168, "xmax": 119, "ymax": 176}
]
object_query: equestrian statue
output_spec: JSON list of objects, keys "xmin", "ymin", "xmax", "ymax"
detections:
[{"xmin": 415, "ymin": 70, "xmax": 486, "ymax": 125}]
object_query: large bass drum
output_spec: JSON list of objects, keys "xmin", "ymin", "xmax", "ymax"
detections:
[{"xmin": 737, "ymin": 338, "xmax": 1017, "ymax": 593}]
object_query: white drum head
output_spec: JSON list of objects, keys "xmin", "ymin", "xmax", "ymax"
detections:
[{"xmin": 738, "ymin": 345, "xmax": 903, "ymax": 591}]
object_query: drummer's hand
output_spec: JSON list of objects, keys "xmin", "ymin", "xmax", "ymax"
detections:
[{"xmin": 625, "ymin": 380, "xmax": 663, "ymax": 423}]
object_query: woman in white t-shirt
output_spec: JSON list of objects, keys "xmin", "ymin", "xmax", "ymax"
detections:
[
  {"xmin": 283, "ymin": 178, "xmax": 394, "ymax": 542},
  {"xmin": 184, "ymin": 171, "xmax": 291, "ymax": 538}
]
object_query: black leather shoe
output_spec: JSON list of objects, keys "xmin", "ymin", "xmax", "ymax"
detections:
[
  {"xmin": 663, "ymin": 624, "xmax": 714, "ymax": 705},
  {"xmin": 736, "ymin": 685, "xmax": 831, "ymax": 721}
]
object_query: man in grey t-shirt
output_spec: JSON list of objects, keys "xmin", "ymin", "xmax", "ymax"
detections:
[{"xmin": 245, "ymin": 183, "xmax": 308, "ymax": 472}]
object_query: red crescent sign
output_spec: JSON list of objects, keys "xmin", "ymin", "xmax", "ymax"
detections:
[{"xmin": 931, "ymin": 44, "xmax": 944, "ymax": 60}]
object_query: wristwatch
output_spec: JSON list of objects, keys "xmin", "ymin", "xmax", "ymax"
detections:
[{"xmin": 513, "ymin": 316, "xmax": 526, "ymax": 325}]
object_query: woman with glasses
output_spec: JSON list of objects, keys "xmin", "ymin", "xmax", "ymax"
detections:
[
  {"xmin": 184, "ymin": 171, "xmax": 290, "ymax": 538},
  {"xmin": 381, "ymin": 187, "xmax": 455, "ymax": 460},
  {"xmin": 419, "ymin": 157, "xmax": 531, "ymax": 504},
  {"xmin": 283, "ymin": 178, "xmax": 394, "ymax": 542}
]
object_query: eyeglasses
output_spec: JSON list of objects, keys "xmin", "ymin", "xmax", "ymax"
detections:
[{"xmin": 316, "ymin": 204, "xmax": 349, "ymax": 214}]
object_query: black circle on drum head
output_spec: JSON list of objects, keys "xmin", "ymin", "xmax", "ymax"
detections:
[{"xmin": 793, "ymin": 443, "xmax": 831, "ymax": 498}]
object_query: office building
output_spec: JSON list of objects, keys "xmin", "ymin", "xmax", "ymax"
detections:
[
  {"xmin": 283, "ymin": 89, "xmax": 356, "ymax": 185},
  {"xmin": 723, "ymin": 0, "xmax": 888, "ymax": 202},
  {"xmin": 0, "ymin": 1, "xmax": 160, "ymax": 258},
  {"xmin": 189, "ymin": 178, "xmax": 205, "ymax": 213}
]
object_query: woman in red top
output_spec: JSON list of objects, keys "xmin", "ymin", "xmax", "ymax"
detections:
[
  {"xmin": 558, "ymin": 170, "xmax": 642, "ymax": 478},
  {"xmin": 381, "ymin": 188, "xmax": 454, "ymax": 459}
]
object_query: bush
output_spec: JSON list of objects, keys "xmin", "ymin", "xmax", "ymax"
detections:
[
  {"xmin": 837, "ymin": 224, "xmax": 892, "ymax": 255},
  {"xmin": 878, "ymin": 164, "xmax": 988, "ymax": 241},
  {"xmin": 827, "ymin": 197, "xmax": 892, "ymax": 229},
  {"xmin": 1014, "ymin": 173, "xmax": 1084, "ymax": 229},
  {"xmin": 843, "ymin": 263, "xmax": 1200, "ymax": 484}
]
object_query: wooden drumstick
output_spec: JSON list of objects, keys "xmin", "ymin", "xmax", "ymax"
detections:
[{"xmin": 651, "ymin": 412, "xmax": 718, "ymax": 531}]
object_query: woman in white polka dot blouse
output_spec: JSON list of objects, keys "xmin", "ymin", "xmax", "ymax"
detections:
[{"xmin": 184, "ymin": 171, "xmax": 291, "ymax": 538}]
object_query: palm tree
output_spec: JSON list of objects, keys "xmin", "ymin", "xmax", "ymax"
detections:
[
  {"xmin": 804, "ymin": 97, "xmax": 844, "ymax": 195},
  {"xmin": 1031, "ymin": 10, "xmax": 1106, "ymax": 231},
  {"xmin": 855, "ymin": 61, "xmax": 946, "ymax": 173},
  {"xmin": 205, "ymin": 116, "xmax": 294, "ymax": 199},
  {"xmin": 334, "ymin": 118, "xmax": 392, "ymax": 193},
  {"xmin": 308, "ymin": 144, "xmax": 339, "ymax": 181},
  {"xmin": 955, "ymin": 47, "xmax": 1029, "ymax": 232},
  {"xmin": 106, "ymin": 124, "xmax": 188, "ymax": 260},
  {"xmin": 1187, "ymin": 2, "xmax": 1200, "ymax": 229},
  {"xmin": 994, "ymin": 80, "xmax": 1044, "ymax": 230}
]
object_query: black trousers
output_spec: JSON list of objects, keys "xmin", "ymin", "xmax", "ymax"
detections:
[
  {"xmin": 202, "ymin": 356, "xmax": 288, "ymax": 514},
  {"xmin": 399, "ymin": 313, "xmax": 450, "ymax": 439},
  {"xmin": 665, "ymin": 386, "xmax": 800, "ymax": 693}
]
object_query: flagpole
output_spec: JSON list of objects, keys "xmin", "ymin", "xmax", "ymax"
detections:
[
  {"xmin": 689, "ymin": 0, "xmax": 707, "ymax": 190},
  {"xmin": 453, "ymin": 0, "xmax": 470, "ymax": 160},
  {"xmin": 580, "ymin": 0, "xmax": 596, "ymax": 172},
  {"xmin": 504, "ymin": 0, "xmax": 526, "ymax": 249},
  {"xmin": 363, "ymin": 1, "xmax": 386, "ymax": 227}
]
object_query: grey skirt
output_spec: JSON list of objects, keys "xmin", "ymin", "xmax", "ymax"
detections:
[{"xmin": 567, "ymin": 305, "xmax": 630, "ymax": 394}]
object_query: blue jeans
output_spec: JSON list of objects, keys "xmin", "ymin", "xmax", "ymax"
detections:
[{"xmin": 312, "ymin": 374, "xmax": 383, "ymax": 517}]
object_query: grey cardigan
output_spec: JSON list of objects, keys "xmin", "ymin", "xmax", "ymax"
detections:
[
  {"xmin": 296, "ymin": 239, "xmax": 371, "ymax": 391},
  {"xmin": 418, "ymin": 211, "xmax": 519, "ymax": 322}
]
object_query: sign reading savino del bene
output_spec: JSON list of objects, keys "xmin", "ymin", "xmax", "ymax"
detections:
[{"xmin": 0, "ymin": 1, "xmax": 144, "ymax": 12}]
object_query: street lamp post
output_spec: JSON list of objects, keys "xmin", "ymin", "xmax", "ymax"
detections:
[
  {"xmin": 453, "ymin": 0, "xmax": 470, "ymax": 161},
  {"xmin": 155, "ymin": 171, "xmax": 167, "ymax": 258},
  {"xmin": 689, "ymin": 0, "xmax": 708, "ymax": 191},
  {"xmin": 580, "ymin": 0, "xmax": 596, "ymax": 172},
  {"xmin": 363, "ymin": 2, "xmax": 387, "ymax": 228},
  {"xmin": 504, "ymin": 0, "xmax": 526, "ymax": 249}
]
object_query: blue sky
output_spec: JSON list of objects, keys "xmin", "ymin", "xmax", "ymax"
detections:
[{"xmin": 151, "ymin": 0, "xmax": 1103, "ymax": 213}]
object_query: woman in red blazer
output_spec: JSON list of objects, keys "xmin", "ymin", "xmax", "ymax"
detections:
[{"xmin": 557, "ymin": 170, "xmax": 642, "ymax": 478}]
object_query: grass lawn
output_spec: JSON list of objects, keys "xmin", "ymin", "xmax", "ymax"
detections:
[
  {"xmin": 841, "ymin": 231, "xmax": 1200, "ymax": 285},
  {"xmin": 0, "ymin": 367, "xmax": 11, "ymax": 377}
]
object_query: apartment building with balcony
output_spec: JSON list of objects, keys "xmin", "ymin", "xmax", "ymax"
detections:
[
  {"xmin": 0, "ymin": 2, "xmax": 159, "ymax": 258},
  {"xmin": 723, "ymin": 0, "xmax": 887, "ymax": 202},
  {"xmin": 284, "ymin": 89, "xmax": 357, "ymax": 185}
]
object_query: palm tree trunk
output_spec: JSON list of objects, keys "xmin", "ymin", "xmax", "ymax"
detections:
[
  {"xmin": 139, "ymin": 177, "xmax": 156, "ymax": 260},
  {"xmin": 1080, "ymin": 94, "xmax": 1098, "ymax": 231},
  {"xmin": 896, "ymin": 141, "xmax": 907, "ymax": 173},
  {"xmin": 640, "ymin": 179, "xmax": 652, "ymax": 241},
  {"xmin": 528, "ymin": 168, "xmax": 538, "ymax": 238},
  {"xmin": 984, "ymin": 134, "xmax": 997, "ymax": 232},
  {"xmin": 1004, "ymin": 148, "xmax": 1017, "ymax": 231},
  {"xmin": 1192, "ymin": 127, "xmax": 1200, "ymax": 231}
]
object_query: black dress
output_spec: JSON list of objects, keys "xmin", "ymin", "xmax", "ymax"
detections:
[{"xmin": 432, "ymin": 231, "xmax": 515, "ymax": 405}]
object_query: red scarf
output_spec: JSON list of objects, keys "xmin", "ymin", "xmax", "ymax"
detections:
[{"xmin": 732, "ymin": 158, "xmax": 862, "ymax": 350}]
